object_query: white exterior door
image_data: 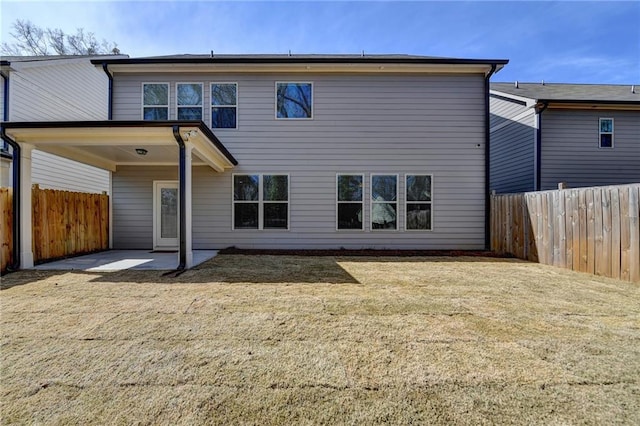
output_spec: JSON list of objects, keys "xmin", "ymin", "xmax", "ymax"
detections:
[{"xmin": 153, "ymin": 181, "xmax": 179, "ymax": 250}]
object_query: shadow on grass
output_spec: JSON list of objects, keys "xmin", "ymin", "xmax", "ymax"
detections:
[
  {"xmin": 27, "ymin": 254, "xmax": 523, "ymax": 285},
  {"xmin": 0, "ymin": 270, "xmax": 71, "ymax": 290}
]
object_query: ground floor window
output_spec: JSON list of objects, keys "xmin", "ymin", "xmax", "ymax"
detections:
[
  {"xmin": 405, "ymin": 174, "xmax": 433, "ymax": 230},
  {"xmin": 371, "ymin": 174, "xmax": 398, "ymax": 230},
  {"xmin": 233, "ymin": 174, "xmax": 289, "ymax": 230},
  {"xmin": 337, "ymin": 174, "xmax": 364, "ymax": 230}
]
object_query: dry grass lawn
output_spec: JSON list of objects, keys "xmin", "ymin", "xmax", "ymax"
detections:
[{"xmin": 1, "ymin": 255, "xmax": 639, "ymax": 425}]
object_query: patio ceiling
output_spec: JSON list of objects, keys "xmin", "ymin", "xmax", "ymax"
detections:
[{"xmin": 2, "ymin": 121, "xmax": 237, "ymax": 172}]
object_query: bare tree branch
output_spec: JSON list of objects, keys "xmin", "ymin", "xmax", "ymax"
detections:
[{"xmin": 0, "ymin": 19, "xmax": 121, "ymax": 56}]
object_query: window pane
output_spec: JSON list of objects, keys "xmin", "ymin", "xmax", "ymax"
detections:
[
  {"xmin": 177, "ymin": 84, "xmax": 202, "ymax": 106},
  {"xmin": 234, "ymin": 203, "xmax": 258, "ymax": 229},
  {"xmin": 211, "ymin": 84, "xmax": 237, "ymax": 106},
  {"xmin": 600, "ymin": 134, "xmax": 613, "ymax": 148},
  {"xmin": 143, "ymin": 84, "xmax": 168, "ymax": 105},
  {"xmin": 372, "ymin": 175, "xmax": 397, "ymax": 201},
  {"xmin": 406, "ymin": 203, "xmax": 432, "ymax": 230},
  {"xmin": 372, "ymin": 203, "xmax": 397, "ymax": 229},
  {"xmin": 263, "ymin": 175, "xmax": 288, "ymax": 201},
  {"xmin": 406, "ymin": 175, "xmax": 432, "ymax": 202},
  {"xmin": 177, "ymin": 107, "xmax": 202, "ymax": 120},
  {"xmin": 234, "ymin": 175, "xmax": 259, "ymax": 201},
  {"xmin": 160, "ymin": 188, "xmax": 178, "ymax": 238},
  {"xmin": 600, "ymin": 119, "xmax": 613, "ymax": 133},
  {"xmin": 337, "ymin": 175, "xmax": 363, "ymax": 201},
  {"xmin": 338, "ymin": 203, "xmax": 363, "ymax": 229},
  {"xmin": 264, "ymin": 203, "xmax": 288, "ymax": 229},
  {"xmin": 277, "ymin": 83, "xmax": 312, "ymax": 118},
  {"xmin": 212, "ymin": 107, "xmax": 237, "ymax": 128},
  {"xmin": 143, "ymin": 107, "xmax": 168, "ymax": 121}
]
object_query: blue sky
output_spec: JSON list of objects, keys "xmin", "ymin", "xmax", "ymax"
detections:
[{"xmin": 1, "ymin": 1, "xmax": 638, "ymax": 84}]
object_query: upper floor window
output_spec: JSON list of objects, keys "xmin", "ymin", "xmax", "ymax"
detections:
[
  {"xmin": 211, "ymin": 83, "xmax": 237, "ymax": 129},
  {"xmin": 599, "ymin": 118, "xmax": 614, "ymax": 148},
  {"xmin": 406, "ymin": 174, "xmax": 432, "ymax": 231},
  {"xmin": 177, "ymin": 83, "xmax": 203, "ymax": 120},
  {"xmin": 142, "ymin": 83, "xmax": 169, "ymax": 120},
  {"xmin": 276, "ymin": 82, "xmax": 312, "ymax": 119},
  {"xmin": 337, "ymin": 174, "xmax": 364, "ymax": 230},
  {"xmin": 371, "ymin": 174, "xmax": 398, "ymax": 230}
]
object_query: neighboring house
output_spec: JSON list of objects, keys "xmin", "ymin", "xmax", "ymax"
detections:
[
  {"xmin": 2, "ymin": 54, "xmax": 507, "ymax": 268},
  {"xmin": 490, "ymin": 82, "xmax": 640, "ymax": 193},
  {"xmin": 0, "ymin": 55, "xmax": 124, "ymax": 192}
]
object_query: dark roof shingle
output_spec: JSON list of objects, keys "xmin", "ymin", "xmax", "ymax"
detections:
[{"xmin": 491, "ymin": 82, "xmax": 640, "ymax": 103}]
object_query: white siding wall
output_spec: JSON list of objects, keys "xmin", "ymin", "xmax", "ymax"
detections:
[
  {"xmin": 0, "ymin": 74, "xmax": 5, "ymax": 120},
  {"xmin": 112, "ymin": 72, "xmax": 487, "ymax": 250},
  {"xmin": 8, "ymin": 58, "xmax": 111, "ymax": 193},
  {"xmin": 31, "ymin": 151, "xmax": 109, "ymax": 193},
  {"xmin": 1, "ymin": 157, "xmax": 11, "ymax": 187},
  {"xmin": 9, "ymin": 59, "xmax": 108, "ymax": 121},
  {"xmin": 541, "ymin": 109, "xmax": 640, "ymax": 190},
  {"xmin": 489, "ymin": 95, "xmax": 536, "ymax": 193}
]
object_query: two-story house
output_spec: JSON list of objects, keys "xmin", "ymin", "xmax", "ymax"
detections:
[
  {"xmin": 0, "ymin": 55, "xmax": 120, "ymax": 192},
  {"xmin": 2, "ymin": 54, "xmax": 507, "ymax": 269},
  {"xmin": 490, "ymin": 82, "xmax": 640, "ymax": 193}
]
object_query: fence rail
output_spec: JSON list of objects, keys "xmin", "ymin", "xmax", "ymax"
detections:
[
  {"xmin": 491, "ymin": 184, "xmax": 640, "ymax": 283},
  {"xmin": 32, "ymin": 186, "xmax": 109, "ymax": 262},
  {"xmin": 1, "ymin": 187, "xmax": 13, "ymax": 273}
]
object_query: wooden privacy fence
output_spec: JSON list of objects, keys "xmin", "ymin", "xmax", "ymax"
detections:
[
  {"xmin": 491, "ymin": 184, "xmax": 640, "ymax": 283},
  {"xmin": 1, "ymin": 187, "xmax": 13, "ymax": 273},
  {"xmin": 32, "ymin": 185, "xmax": 109, "ymax": 263}
]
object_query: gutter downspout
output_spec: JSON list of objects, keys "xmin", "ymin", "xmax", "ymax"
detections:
[
  {"xmin": 101, "ymin": 63, "xmax": 113, "ymax": 120},
  {"xmin": 484, "ymin": 64, "xmax": 497, "ymax": 250},
  {"xmin": 535, "ymin": 102, "xmax": 549, "ymax": 191},
  {"xmin": 172, "ymin": 125, "xmax": 187, "ymax": 272},
  {"xmin": 0, "ymin": 127, "xmax": 20, "ymax": 271}
]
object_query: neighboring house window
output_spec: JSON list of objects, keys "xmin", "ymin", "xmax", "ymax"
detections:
[
  {"xmin": 371, "ymin": 174, "xmax": 398, "ymax": 230},
  {"xmin": 233, "ymin": 174, "xmax": 289, "ymax": 230},
  {"xmin": 211, "ymin": 83, "xmax": 237, "ymax": 128},
  {"xmin": 177, "ymin": 83, "xmax": 203, "ymax": 120},
  {"xmin": 599, "ymin": 118, "xmax": 614, "ymax": 148},
  {"xmin": 405, "ymin": 174, "xmax": 432, "ymax": 230},
  {"xmin": 276, "ymin": 82, "xmax": 313, "ymax": 119},
  {"xmin": 337, "ymin": 174, "xmax": 364, "ymax": 230},
  {"xmin": 143, "ymin": 83, "xmax": 169, "ymax": 120}
]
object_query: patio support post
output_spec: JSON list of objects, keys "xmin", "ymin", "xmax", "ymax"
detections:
[
  {"xmin": 184, "ymin": 142, "xmax": 194, "ymax": 268},
  {"xmin": 19, "ymin": 143, "xmax": 34, "ymax": 268}
]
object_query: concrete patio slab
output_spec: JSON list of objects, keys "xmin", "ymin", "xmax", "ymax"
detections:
[{"xmin": 33, "ymin": 250, "xmax": 218, "ymax": 271}]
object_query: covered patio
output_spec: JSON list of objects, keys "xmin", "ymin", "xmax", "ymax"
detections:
[
  {"xmin": 1, "ymin": 120, "xmax": 237, "ymax": 271},
  {"xmin": 33, "ymin": 249, "xmax": 218, "ymax": 272}
]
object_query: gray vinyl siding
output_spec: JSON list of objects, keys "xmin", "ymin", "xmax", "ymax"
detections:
[
  {"xmin": 489, "ymin": 96, "xmax": 535, "ymax": 193},
  {"xmin": 540, "ymin": 109, "xmax": 640, "ymax": 190},
  {"xmin": 112, "ymin": 73, "xmax": 487, "ymax": 250}
]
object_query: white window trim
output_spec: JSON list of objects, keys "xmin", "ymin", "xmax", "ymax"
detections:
[
  {"xmin": 231, "ymin": 173, "xmax": 290, "ymax": 231},
  {"xmin": 370, "ymin": 174, "xmax": 399, "ymax": 231},
  {"xmin": 211, "ymin": 82, "xmax": 238, "ymax": 130},
  {"xmin": 275, "ymin": 81, "xmax": 314, "ymax": 120},
  {"xmin": 141, "ymin": 82, "xmax": 170, "ymax": 120},
  {"xmin": 175, "ymin": 82, "xmax": 204, "ymax": 121},
  {"xmin": 336, "ymin": 173, "xmax": 365, "ymax": 231},
  {"xmin": 599, "ymin": 117, "xmax": 614, "ymax": 149},
  {"xmin": 404, "ymin": 174, "xmax": 434, "ymax": 232}
]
